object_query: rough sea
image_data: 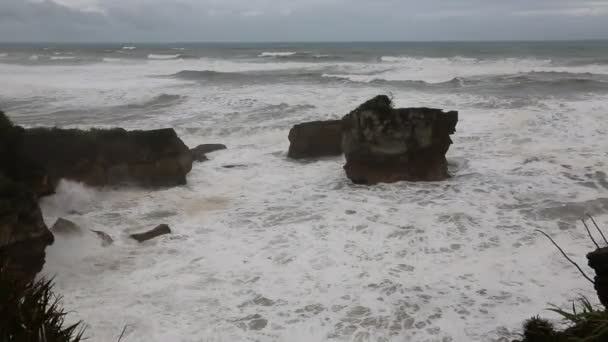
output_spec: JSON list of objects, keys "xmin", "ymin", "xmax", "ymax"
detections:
[{"xmin": 1, "ymin": 41, "xmax": 608, "ymax": 341}]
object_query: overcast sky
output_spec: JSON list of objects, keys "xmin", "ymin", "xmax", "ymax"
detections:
[{"xmin": 1, "ymin": 0, "xmax": 608, "ymax": 42}]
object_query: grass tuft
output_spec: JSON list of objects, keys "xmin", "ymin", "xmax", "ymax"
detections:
[{"xmin": 0, "ymin": 259, "xmax": 85, "ymax": 342}]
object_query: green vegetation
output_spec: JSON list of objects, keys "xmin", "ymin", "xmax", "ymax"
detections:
[
  {"xmin": 516, "ymin": 297, "xmax": 608, "ymax": 341},
  {"xmin": 0, "ymin": 259, "xmax": 85, "ymax": 342}
]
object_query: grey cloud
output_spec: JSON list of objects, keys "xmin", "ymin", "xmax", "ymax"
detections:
[{"xmin": 0, "ymin": 0, "xmax": 607, "ymax": 41}]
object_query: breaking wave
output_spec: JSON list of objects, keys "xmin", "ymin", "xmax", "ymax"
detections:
[
  {"xmin": 259, "ymin": 51, "xmax": 298, "ymax": 57},
  {"xmin": 148, "ymin": 54, "xmax": 182, "ymax": 60}
]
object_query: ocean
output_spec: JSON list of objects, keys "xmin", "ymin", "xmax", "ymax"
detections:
[{"xmin": 1, "ymin": 41, "xmax": 608, "ymax": 341}]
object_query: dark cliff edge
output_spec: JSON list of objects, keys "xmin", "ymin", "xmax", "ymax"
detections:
[
  {"xmin": 0, "ymin": 110, "xmax": 194, "ymax": 283},
  {"xmin": 0, "ymin": 111, "xmax": 54, "ymax": 285}
]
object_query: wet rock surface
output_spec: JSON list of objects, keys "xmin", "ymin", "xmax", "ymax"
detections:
[
  {"xmin": 190, "ymin": 143, "xmax": 227, "ymax": 162},
  {"xmin": 51, "ymin": 218, "xmax": 113, "ymax": 247},
  {"xmin": 51, "ymin": 218, "xmax": 82, "ymax": 236},
  {"xmin": 287, "ymin": 119, "xmax": 343, "ymax": 159},
  {"xmin": 341, "ymin": 95, "xmax": 458, "ymax": 185},
  {"xmin": 130, "ymin": 224, "xmax": 172, "ymax": 243}
]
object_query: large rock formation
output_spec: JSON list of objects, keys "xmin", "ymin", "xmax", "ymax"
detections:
[
  {"xmin": 342, "ymin": 95, "xmax": 458, "ymax": 185},
  {"xmin": 287, "ymin": 120, "xmax": 343, "ymax": 159},
  {"xmin": 0, "ymin": 111, "xmax": 54, "ymax": 284},
  {"xmin": 21, "ymin": 127, "xmax": 193, "ymax": 188}
]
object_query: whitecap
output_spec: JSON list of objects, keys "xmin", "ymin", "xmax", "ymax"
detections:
[
  {"xmin": 102, "ymin": 57, "xmax": 123, "ymax": 63},
  {"xmin": 148, "ymin": 54, "xmax": 181, "ymax": 60},
  {"xmin": 50, "ymin": 56, "xmax": 76, "ymax": 60},
  {"xmin": 122, "ymin": 46, "xmax": 137, "ymax": 50},
  {"xmin": 258, "ymin": 51, "xmax": 297, "ymax": 57}
]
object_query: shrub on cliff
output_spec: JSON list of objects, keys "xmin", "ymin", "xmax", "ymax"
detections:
[
  {"xmin": 516, "ymin": 297, "xmax": 608, "ymax": 341},
  {"xmin": 0, "ymin": 259, "xmax": 85, "ymax": 342}
]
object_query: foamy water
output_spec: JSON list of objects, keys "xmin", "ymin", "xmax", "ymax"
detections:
[{"xmin": 1, "ymin": 42, "xmax": 608, "ymax": 342}]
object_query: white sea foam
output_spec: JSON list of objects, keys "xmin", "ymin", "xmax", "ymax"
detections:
[
  {"xmin": 321, "ymin": 56, "xmax": 608, "ymax": 83},
  {"xmin": 148, "ymin": 54, "xmax": 181, "ymax": 60},
  {"xmin": 50, "ymin": 56, "xmax": 76, "ymax": 60},
  {"xmin": 122, "ymin": 46, "xmax": 137, "ymax": 50},
  {"xmin": 102, "ymin": 57, "xmax": 123, "ymax": 63},
  {"xmin": 259, "ymin": 51, "xmax": 298, "ymax": 57},
  {"xmin": 2, "ymin": 48, "xmax": 608, "ymax": 341}
]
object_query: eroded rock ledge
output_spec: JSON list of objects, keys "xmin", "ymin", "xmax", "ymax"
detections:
[{"xmin": 21, "ymin": 127, "xmax": 193, "ymax": 188}]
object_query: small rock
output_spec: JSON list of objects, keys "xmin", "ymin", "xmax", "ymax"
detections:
[
  {"xmin": 253, "ymin": 295, "xmax": 275, "ymax": 307},
  {"xmin": 130, "ymin": 224, "xmax": 172, "ymax": 243},
  {"xmin": 191, "ymin": 144, "xmax": 227, "ymax": 162},
  {"xmin": 222, "ymin": 164, "xmax": 247, "ymax": 169},
  {"xmin": 51, "ymin": 218, "xmax": 83, "ymax": 236}
]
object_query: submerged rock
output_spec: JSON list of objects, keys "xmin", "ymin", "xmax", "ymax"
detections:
[
  {"xmin": 222, "ymin": 164, "xmax": 247, "ymax": 169},
  {"xmin": 342, "ymin": 95, "xmax": 458, "ymax": 184},
  {"xmin": 91, "ymin": 230, "xmax": 113, "ymax": 247},
  {"xmin": 0, "ymin": 175, "xmax": 54, "ymax": 284},
  {"xmin": 130, "ymin": 224, "xmax": 172, "ymax": 243},
  {"xmin": 287, "ymin": 120, "xmax": 343, "ymax": 159},
  {"xmin": 21, "ymin": 127, "xmax": 193, "ymax": 188}
]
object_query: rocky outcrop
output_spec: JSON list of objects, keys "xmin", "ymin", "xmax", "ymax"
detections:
[
  {"xmin": 191, "ymin": 144, "xmax": 227, "ymax": 162},
  {"xmin": 287, "ymin": 120, "xmax": 343, "ymax": 159},
  {"xmin": 130, "ymin": 224, "xmax": 171, "ymax": 243},
  {"xmin": 0, "ymin": 111, "xmax": 54, "ymax": 284},
  {"xmin": 0, "ymin": 175, "xmax": 54, "ymax": 284},
  {"xmin": 21, "ymin": 127, "xmax": 193, "ymax": 188},
  {"xmin": 342, "ymin": 95, "xmax": 458, "ymax": 185}
]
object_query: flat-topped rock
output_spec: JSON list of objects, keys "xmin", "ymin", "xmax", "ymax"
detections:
[
  {"xmin": 21, "ymin": 127, "xmax": 193, "ymax": 188},
  {"xmin": 287, "ymin": 120, "xmax": 343, "ymax": 159},
  {"xmin": 342, "ymin": 95, "xmax": 458, "ymax": 185}
]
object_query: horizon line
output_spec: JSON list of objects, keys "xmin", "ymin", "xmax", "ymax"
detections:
[{"xmin": 1, "ymin": 39, "xmax": 607, "ymax": 45}]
